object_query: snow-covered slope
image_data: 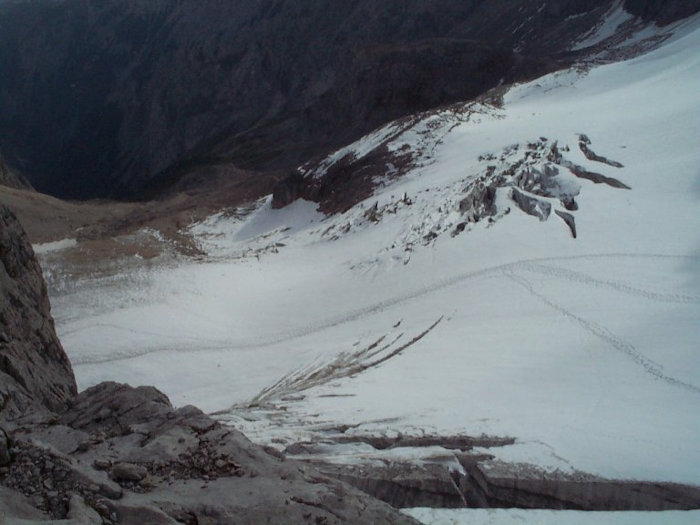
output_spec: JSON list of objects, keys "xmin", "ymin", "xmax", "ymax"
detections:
[{"xmin": 50, "ymin": 12, "xmax": 700, "ymax": 499}]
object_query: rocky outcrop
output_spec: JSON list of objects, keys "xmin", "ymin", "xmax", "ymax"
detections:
[
  {"xmin": 0, "ymin": 204, "xmax": 76, "ymax": 417},
  {"xmin": 451, "ymin": 136, "xmax": 627, "ymax": 238},
  {"xmin": 0, "ymin": 154, "xmax": 31, "ymax": 191},
  {"xmin": 0, "ymin": 383, "xmax": 415, "ymax": 523},
  {"xmin": 555, "ymin": 210, "xmax": 577, "ymax": 238},
  {"xmin": 511, "ymin": 188, "xmax": 552, "ymax": 221},
  {"xmin": 459, "ymin": 182, "xmax": 498, "ymax": 223},
  {"xmin": 578, "ymin": 134, "xmax": 624, "ymax": 168}
]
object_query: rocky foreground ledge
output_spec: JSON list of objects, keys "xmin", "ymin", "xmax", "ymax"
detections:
[{"xmin": 0, "ymin": 204, "xmax": 415, "ymax": 524}]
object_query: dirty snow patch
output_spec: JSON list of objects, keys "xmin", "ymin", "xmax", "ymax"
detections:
[
  {"xmin": 33, "ymin": 238, "xmax": 77, "ymax": 254},
  {"xmin": 403, "ymin": 508, "xmax": 700, "ymax": 525}
]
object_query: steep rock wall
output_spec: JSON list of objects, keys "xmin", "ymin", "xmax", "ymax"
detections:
[{"xmin": 0, "ymin": 204, "xmax": 76, "ymax": 417}]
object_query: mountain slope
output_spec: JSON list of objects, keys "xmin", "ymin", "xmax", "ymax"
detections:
[
  {"xmin": 5, "ymin": 0, "xmax": 698, "ymax": 199},
  {"xmin": 41, "ymin": 11, "xmax": 700, "ymax": 501}
]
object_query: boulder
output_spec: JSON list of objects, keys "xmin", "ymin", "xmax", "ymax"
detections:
[{"xmin": 110, "ymin": 463, "xmax": 148, "ymax": 483}]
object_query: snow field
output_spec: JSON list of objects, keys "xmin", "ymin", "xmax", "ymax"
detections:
[{"xmin": 53, "ymin": 17, "xmax": 700, "ymax": 487}]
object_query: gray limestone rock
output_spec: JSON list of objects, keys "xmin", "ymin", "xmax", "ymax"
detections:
[
  {"xmin": 0, "ymin": 485, "xmax": 49, "ymax": 520},
  {"xmin": 0, "ymin": 382, "xmax": 415, "ymax": 523},
  {"xmin": 459, "ymin": 182, "xmax": 498, "ymax": 223},
  {"xmin": 110, "ymin": 463, "xmax": 148, "ymax": 483},
  {"xmin": 578, "ymin": 134, "xmax": 625, "ymax": 168},
  {"xmin": 61, "ymin": 382, "xmax": 172, "ymax": 438},
  {"xmin": 18, "ymin": 425, "xmax": 89, "ymax": 456},
  {"xmin": 102, "ymin": 500, "xmax": 178, "ymax": 525},
  {"xmin": 510, "ymin": 188, "xmax": 551, "ymax": 221},
  {"xmin": 555, "ymin": 209, "xmax": 578, "ymax": 238},
  {"xmin": 66, "ymin": 495, "xmax": 103, "ymax": 524},
  {"xmin": 0, "ymin": 205, "xmax": 77, "ymax": 419},
  {"xmin": 62, "ymin": 382, "xmax": 415, "ymax": 523}
]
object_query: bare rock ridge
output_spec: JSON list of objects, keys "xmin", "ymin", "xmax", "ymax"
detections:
[
  {"xmin": 0, "ymin": 204, "xmax": 415, "ymax": 523},
  {"xmin": 3, "ymin": 0, "xmax": 697, "ymax": 200},
  {"xmin": 0, "ymin": 153, "xmax": 31, "ymax": 191},
  {"xmin": 0, "ymin": 204, "xmax": 76, "ymax": 417}
]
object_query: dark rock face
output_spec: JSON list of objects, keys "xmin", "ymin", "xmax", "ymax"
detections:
[
  {"xmin": 0, "ymin": 0, "xmax": 633, "ymax": 200},
  {"xmin": 273, "ymin": 142, "xmax": 412, "ymax": 214},
  {"xmin": 624, "ymin": 0, "xmax": 700, "ymax": 25},
  {"xmin": 0, "ymin": 204, "xmax": 76, "ymax": 417},
  {"xmin": 0, "ymin": 153, "xmax": 31, "ymax": 191},
  {"xmin": 271, "ymin": 170, "xmax": 306, "ymax": 210}
]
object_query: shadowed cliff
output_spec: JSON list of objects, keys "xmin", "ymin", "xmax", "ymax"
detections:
[{"xmin": 0, "ymin": 0, "xmax": 618, "ymax": 199}]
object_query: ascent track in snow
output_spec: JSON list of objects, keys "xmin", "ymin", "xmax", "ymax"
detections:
[
  {"xmin": 505, "ymin": 270, "xmax": 700, "ymax": 395},
  {"xmin": 68, "ymin": 252, "xmax": 699, "ymax": 387}
]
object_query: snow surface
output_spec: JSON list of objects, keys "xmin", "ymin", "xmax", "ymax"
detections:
[
  {"xmin": 403, "ymin": 508, "xmax": 700, "ymax": 525},
  {"xmin": 50, "ymin": 16, "xmax": 700, "ymax": 491},
  {"xmin": 32, "ymin": 238, "xmax": 77, "ymax": 254}
]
